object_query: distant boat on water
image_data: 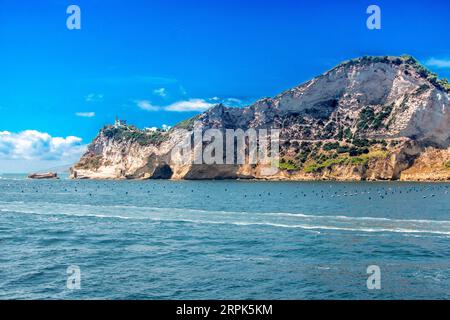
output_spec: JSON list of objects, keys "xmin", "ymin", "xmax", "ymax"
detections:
[{"xmin": 27, "ymin": 172, "xmax": 59, "ymax": 179}]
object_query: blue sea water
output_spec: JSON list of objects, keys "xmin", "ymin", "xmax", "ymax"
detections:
[{"xmin": 0, "ymin": 174, "xmax": 449, "ymax": 299}]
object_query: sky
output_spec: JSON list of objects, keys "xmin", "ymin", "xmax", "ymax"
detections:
[{"xmin": 0, "ymin": 0, "xmax": 449, "ymax": 172}]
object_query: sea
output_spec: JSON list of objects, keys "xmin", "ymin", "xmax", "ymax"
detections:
[{"xmin": 0, "ymin": 173, "xmax": 449, "ymax": 299}]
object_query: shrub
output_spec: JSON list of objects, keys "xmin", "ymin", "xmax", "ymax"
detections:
[
  {"xmin": 349, "ymin": 148, "xmax": 361, "ymax": 157},
  {"xmin": 350, "ymin": 156, "xmax": 368, "ymax": 165},
  {"xmin": 336, "ymin": 128, "xmax": 344, "ymax": 141},
  {"xmin": 357, "ymin": 108, "xmax": 375, "ymax": 130},
  {"xmin": 304, "ymin": 157, "xmax": 347, "ymax": 173},
  {"xmin": 352, "ymin": 138, "xmax": 370, "ymax": 148},
  {"xmin": 344, "ymin": 128, "xmax": 352, "ymax": 140},
  {"xmin": 277, "ymin": 158, "xmax": 300, "ymax": 171},
  {"xmin": 437, "ymin": 78, "xmax": 450, "ymax": 92},
  {"xmin": 414, "ymin": 84, "xmax": 431, "ymax": 96},
  {"xmin": 445, "ymin": 161, "xmax": 450, "ymax": 170},
  {"xmin": 373, "ymin": 104, "xmax": 393, "ymax": 129},
  {"xmin": 368, "ymin": 150, "xmax": 389, "ymax": 159},
  {"xmin": 323, "ymin": 142, "xmax": 340, "ymax": 151},
  {"xmin": 389, "ymin": 140, "xmax": 400, "ymax": 147},
  {"xmin": 296, "ymin": 151, "xmax": 309, "ymax": 163},
  {"xmin": 337, "ymin": 146, "xmax": 350, "ymax": 154}
]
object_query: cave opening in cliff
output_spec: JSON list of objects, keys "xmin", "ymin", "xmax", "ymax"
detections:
[{"xmin": 151, "ymin": 164, "xmax": 173, "ymax": 179}]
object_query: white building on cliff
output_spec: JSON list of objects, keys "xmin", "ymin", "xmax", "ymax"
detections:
[{"xmin": 114, "ymin": 116, "xmax": 127, "ymax": 128}]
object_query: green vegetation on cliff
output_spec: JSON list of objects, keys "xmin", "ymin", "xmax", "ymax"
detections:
[
  {"xmin": 103, "ymin": 125, "xmax": 168, "ymax": 146},
  {"xmin": 445, "ymin": 161, "xmax": 450, "ymax": 170},
  {"xmin": 73, "ymin": 155, "xmax": 103, "ymax": 170},
  {"xmin": 174, "ymin": 114, "xmax": 201, "ymax": 130},
  {"xmin": 357, "ymin": 104, "xmax": 393, "ymax": 131},
  {"xmin": 277, "ymin": 158, "xmax": 301, "ymax": 171},
  {"xmin": 336, "ymin": 55, "xmax": 450, "ymax": 93},
  {"xmin": 303, "ymin": 150, "xmax": 389, "ymax": 173},
  {"xmin": 278, "ymin": 138, "xmax": 391, "ymax": 174},
  {"xmin": 401, "ymin": 55, "xmax": 450, "ymax": 93}
]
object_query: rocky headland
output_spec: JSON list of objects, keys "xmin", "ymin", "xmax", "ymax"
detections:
[{"xmin": 71, "ymin": 56, "xmax": 450, "ymax": 181}]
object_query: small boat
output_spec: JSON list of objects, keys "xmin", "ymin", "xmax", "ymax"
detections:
[{"xmin": 27, "ymin": 172, "xmax": 59, "ymax": 179}]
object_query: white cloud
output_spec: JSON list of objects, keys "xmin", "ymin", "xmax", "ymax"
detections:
[
  {"xmin": 0, "ymin": 130, "xmax": 86, "ymax": 161},
  {"xmin": 137, "ymin": 96, "xmax": 247, "ymax": 113},
  {"xmin": 224, "ymin": 97, "xmax": 243, "ymax": 106},
  {"xmin": 425, "ymin": 58, "xmax": 450, "ymax": 68},
  {"xmin": 153, "ymin": 88, "xmax": 167, "ymax": 97},
  {"xmin": 137, "ymin": 98, "xmax": 214, "ymax": 112},
  {"xmin": 164, "ymin": 99, "xmax": 214, "ymax": 112},
  {"xmin": 85, "ymin": 93, "xmax": 104, "ymax": 102},
  {"xmin": 136, "ymin": 100, "xmax": 160, "ymax": 111},
  {"xmin": 208, "ymin": 97, "xmax": 246, "ymax": 107},
  {"xmin": 75, "ymin": 112, "xmax": 95, "ymax": 118}
]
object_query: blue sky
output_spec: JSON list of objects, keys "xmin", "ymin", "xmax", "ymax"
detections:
[{"xmin": 0, "ymin": 0, "xmax": 449, "ymax": 172}]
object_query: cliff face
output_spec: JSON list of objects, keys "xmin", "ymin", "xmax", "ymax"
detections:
[{"xmin": 71, "ymin": 56, "xmax": 450, "ymax": 181}]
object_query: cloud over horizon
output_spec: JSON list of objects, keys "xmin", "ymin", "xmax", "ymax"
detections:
[{"xmin": 0, "ymin": 130, "xmax": 86, "ymax": 162}]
